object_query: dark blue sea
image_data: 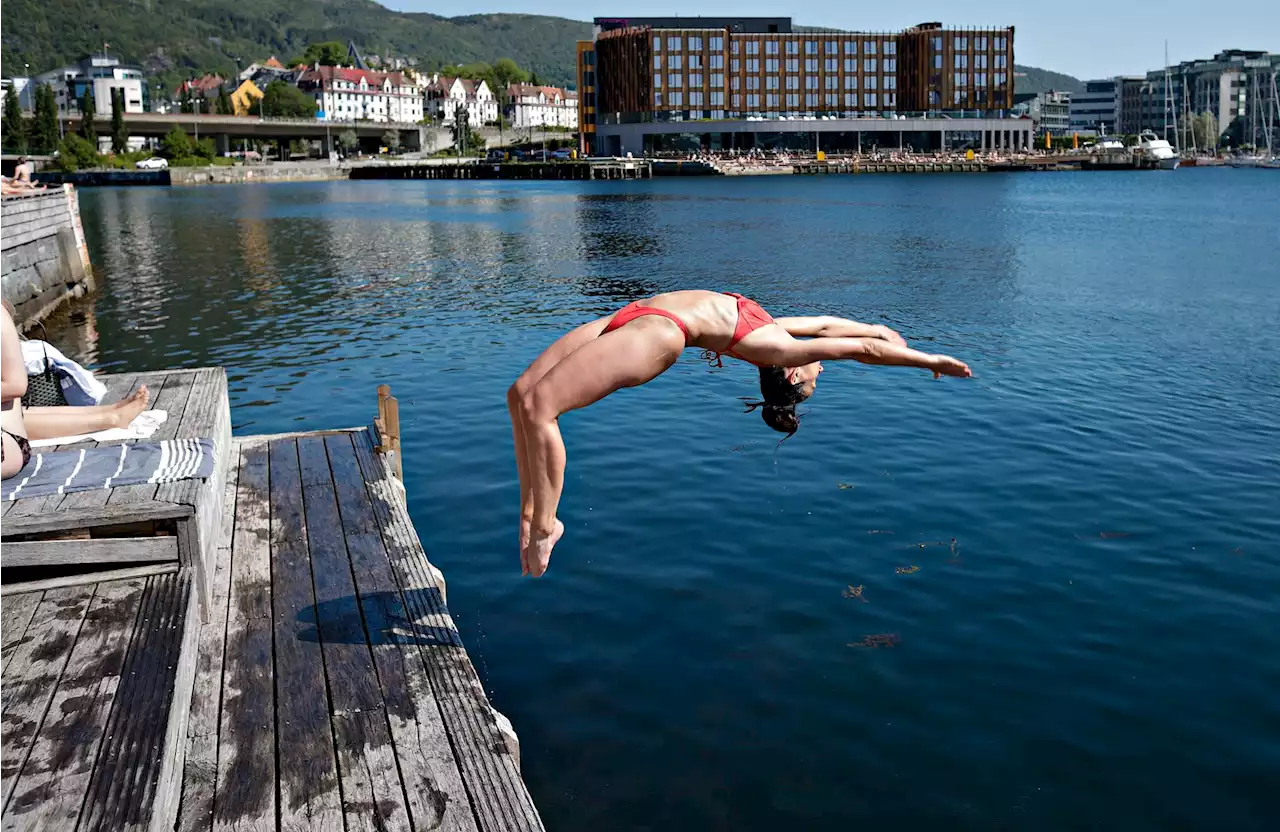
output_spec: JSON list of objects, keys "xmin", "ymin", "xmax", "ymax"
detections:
[{"xmin": 63, "ymin": 171, "xmax": 1280, "ymax": 830}]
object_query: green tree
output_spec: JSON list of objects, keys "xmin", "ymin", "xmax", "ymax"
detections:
[
  {"xmin": 288, "ymin": 138, "xmax": 309, "ymax": 158},
  {"xmin": 34, "ymin": 84, "xmax": 59, "ymax": 154},
  {"xmin": 381, "ymin": 129, "xmax": 402, "ymax": 153},
  {"xmin": 194, "ymin": 136, "xmax": 217, "ymax": 161},
  {"xmin": 256, "ymin": 80, "xmax": 317, "ymax": 118},
  {"xmin": 110, "ymin": 89, "xmax": 128, "ymax": 153},
  {"xmin": 295, "ymin": 41, "xmax": 347, "ymax": 67},
  {"xmin": 336, "ymin": 129, "xmax": 358, "ymax": 154},
  {"xmin": 54, "ymin": 133, "xmax": 101, "ymax": 171},
  {"xmin": 79, "ymin": 87, "xmax": 97, "ymax": 145},
  {"xmin": 216, "ymin": 88, "xmax": 233, "ymax": 115},
  {"xmin": 2, "ymin": 86, "xmax": 27, "ymax": 154},
  {"xmin": 1194, "ymin": 112, "xmax": 1218, "ymax": 151},
  {"xmin": 528, "ymin": 71, "xmax": 541, "ymax": 86},
  {"xmin": 159, "ymin": 125, "xmax": 193, "ymax": 159}
]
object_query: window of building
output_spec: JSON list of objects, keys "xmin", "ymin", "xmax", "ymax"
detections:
[
  {"xmin": 669, "ymin": 91, "xmax": 683, "ymax": 106},
  {"xmin": 885, "ymin": 41, "xmax": 897, "ymax": 55},
  {"xmin": 955, "ymin": 54, "xmax": 968, "ymax": 69},
  {"xmin": 786, "ymin": 58, "xmax": 799, "ymax": 72},
  {"xmin": 689, "ymin": 55, "xmax": 703, "ymax": 70},
  {"xmin": 766, "ymin": 92, "xmax": 779, "ymax": 107},
  {"xmin": 747, "ymin": 76, "xmax": 760, "ymax": 90},
  {"xmin": 975, "ymin": 73, "xmax": 987, "ymax": 87},
  {"xmin": 689, "ymin": 73, "xmax": 703, "ymax": 87},
  {"xmin": 805, "ymin": 75, "xmax": 818, "ymax": 90},
  {"xmin": 784, "ymin": 93, "xmax": 798, "ymax": 107},
  {"xmin": 653, "ymin": 55, "xmax": 662, "ymax": 70},
  {"xmin": 824, "ymin": 76, "xmax": 838, "ymax": 90},
  {"xmin": 845, "ymin": 41, "xmax": 858, "ymax": 55},
  {"xmin": 766, "ymin": 41, "xmax": 779, "ymax": 55},
  {"xmin": 746, "ymin": 41, "xmax": 759, "ymax": 55},
  {"xmin": 820, "ymin": 93, "xmax": 834, "ymax": 106},
  {"xmin": 710, "ymin": 72, "xmax": 725, "ymax": 88},
  {"xmin": 690, "ymin": 91, "xmax": 704, "ymax": 105},
  {"xmin": 731, "ymin": 59, "xmax": 740, "ymax": 72},
  {"xmin": 710, "ymin": 55, "xmax": 724, "ymax": 69},
  {"xmin": 995, "ymin": 55, "xmax": 1007, "ymax": 69},
  {"xmin": 745, "ymin": 58, "xmax": 758, "ymax": 73},
  {"xmin": 806, "ymin": 93, "xmax": 818, "ymax": 107},
  {"xmin": 654, "ymin": 36, "xmax": 662, "ymax": 50},
  {"xmin": 654, "ymin": 73, "xmax": 662, "ymax": 88},
  {"xmin": 865, "ymin": 41, "xmax": 878, "ymax": 55},
  {"xmin": 669, "ymin": 73, "xmax": 683, "ymax": 87},
  {"xmin": 845, "ymin": 75, "xmax": 858, "ymax": 90},
  {"xmin": 825, "ymin": 58, "xmax": 838, "ymax": 72},
  {"xmin": 995, "ymin": 37, "xmax": 1007, "ymax": 50},
  {"xmin": 864, "ymin": 58, "xmax": 878, "ymax": 72},
  {"xmin": 866, "ymin": 76, "xmax": 877, "ymax": 90},
  {"xmin": 689, "ymin": 36, "xmax": 703, "ymax": 51},
  {"xmin": 805, "ymin": 41, "xmax": 818, "ymax": 55},
  {"xmin": 746, "ymin": 93, "xmax": 760, "ymax": 107},
  {"xmin": 842, "ymin": 59, "xmax": 855, "ymax": 73},
  {"xmin": 975, "ymin": 37, "xmax": 988, "ymax": 50},
  {"xmin": 766, "ymin": 76, "xmax": 779, "ymax": 90},
  {"xmin": 994, "ymin": 72, "xmax": 1007, "ymax": 87},
  {"xmin": 975, "ymin": 55, "xmax": 988, "ymax": 69},
  {"xmin": 766, "ymin": 58, "xmax": 779, "ymax": 73},
  {"xmin": 931, "ymin": 36, "xmax": 943, "ymax": 50},
  {"xmin": 954, "ymin": 36, "xmax": 968, "ymax": 50},
  {"xmin": 824, "ymin": 41, "xmax": 838, "ymax": 55},
  {"xmin": 844, "ymin": 93, "xmax": 857, "ymax": 106},
  {"xmin": 668, "ymin": 36, "xmax": 682, "ymax": 50},
  {"xmin": 654, "ymin": 91, "xmax": 663, "ymax": 106},
  {"xmin": 710, "ymin": 36, "xmax": 724, "ymax": 51},
  {"xmin": 953, "ymin": 90, "xmax": 964, "ymax": 104},
  {"xmin": 786, "ymin": 40, "xmax": 799, "ymax": 55},
  {"xmin": 954, "ymin": 73, "xmax": 968, "ymax": 87},
  {"xmin": 805, "ymin": 58, "xmax": 818, "ymax": 72},
  {"xmin": 786, "ymin": 76, "xmax": 799, "ymax": 90},
  {"xmin": 731, "ymin": 40, "xmax": 740, "ymax": 54},
  {"xmin": 732, "ymin": 94, "xmax": 741, "ymax": 106},
  {"xmin": 864, "ymin": 92, "xmax": 877, "ymax": 107},
  {"xmin": 711, "ymin": 91, "xmax": 724, "ymax": 105},
  {"xmin": 731, "ymin": 76, "xmax": 741, "ymax": 90},
  {"xmin": 884, "ymin": 58, "xmax": 897, "ymax": 72}
]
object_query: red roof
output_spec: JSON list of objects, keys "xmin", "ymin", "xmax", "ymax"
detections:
[
  {"xmin": 178, "ymin": 74, "xmax": 224, "ymax": 94},
  {"xmin": 297, "ymin": 66, "xmax": 412, "ymax": 88},
  {"xmin": 263, "ymin": 56, "xmax": 285, "ymax": 69},
  {"xmin": 508, "ymin": 83, "xmax": 571, "ymax": 102}
]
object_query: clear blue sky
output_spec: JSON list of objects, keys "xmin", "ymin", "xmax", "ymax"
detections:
[{"xmin": 386, "ymin": 1, "xmax": 1276, "ymax": 80}]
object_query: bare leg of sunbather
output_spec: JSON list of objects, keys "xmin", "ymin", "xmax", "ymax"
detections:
[{"xmin": 22, "ymin": 385, "xmax": 151, "ymax": 441}]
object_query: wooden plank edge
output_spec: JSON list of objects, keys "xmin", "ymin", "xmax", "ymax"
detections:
[
  {"xmin": 1, "ymin": 563, "xmax": 180, "ymax": 597},
  {"xmin": 1, "ymin": 501, "xmax": 195, "ymax": 538},
  {"xmin": 1, "ymin": 537, "xmax": 179, "ymax": 567}
]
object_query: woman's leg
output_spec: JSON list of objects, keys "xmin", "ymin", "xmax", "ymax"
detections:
[
  {"xmin": 22, "ymin": 385, "xmax": 150, "ymax": 441},
  {"xmin": 517, "ymin": 321, "xmax": 684, "ymax": 577},
  {"xmin": 508, "ymin": 319, "xmax": 611, "ymax": 562},
  {"xmin": 2, "ymin": 431, "xmax": 25, "ymax": 479}
]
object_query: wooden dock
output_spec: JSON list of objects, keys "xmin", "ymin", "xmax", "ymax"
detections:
[
  {"xmin": 351, "ymin": 158, "xmax": 651, "ymax": 181},
  {"xmin": 1, "ymin": 369, "xmax": 543, "ymax": 831},
  {"xmin": 794, "ymin": 160, "xmax": 989, "ymax": 174}
]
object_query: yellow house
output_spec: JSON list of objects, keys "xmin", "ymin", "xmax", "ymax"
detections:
[{"xmin": 230, "ymin": 79, "xmax": 264, "ymax": 116}]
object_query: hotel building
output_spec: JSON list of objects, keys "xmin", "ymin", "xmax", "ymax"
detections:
[{"xmin": 576, "ymin": 17, "xmax": 1029, "ymax": 156}]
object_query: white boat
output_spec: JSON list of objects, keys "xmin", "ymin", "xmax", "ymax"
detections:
[
  {"xmin": 1138, "ymin": 132, "xmax": 1180, "ymax": 169},
  {"xmin": 1095, "ymin": 138, "xmax": 1125, "ymax": 152}
]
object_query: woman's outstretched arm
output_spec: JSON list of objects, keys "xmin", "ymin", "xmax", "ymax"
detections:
[{"xmin": 773, "ymin": 316, "xmax": 906, "ymax": 345}]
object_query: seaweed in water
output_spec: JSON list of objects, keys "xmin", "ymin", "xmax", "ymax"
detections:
[
  {"xmin": 837, "ymin": 482, "xmax": 856, "ymax": 490},
  {"xmin": 894, "ymin": 565, "xmax": 920, "ymax": 574},
  {"xmin": 842, "ymin": 584, "xmax": 867, "ymax": 602},
  {"xmin": 849, "ymin": 633, "xmax": 900, "ymax": 649}
]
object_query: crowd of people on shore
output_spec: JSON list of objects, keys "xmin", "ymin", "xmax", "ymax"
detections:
[
  {"xmin": 649, "ymin": 146, "xmax": 1029, "ymax": 173},
  {"xmin": 1, "ymin": 156, "xmax": 47, "ymax": 196}
]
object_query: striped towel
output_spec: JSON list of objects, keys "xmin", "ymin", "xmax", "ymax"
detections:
[{"xmin": 2, "ymin": 438, "xmax": 215, "ymax": 502}]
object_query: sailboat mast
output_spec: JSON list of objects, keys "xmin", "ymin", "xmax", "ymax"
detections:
[{"xmin": 1163, "ymin": 41, "xmax": 1171, "ymax": 143}]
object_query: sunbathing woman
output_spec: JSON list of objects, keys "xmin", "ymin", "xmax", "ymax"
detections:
[
  {"xmin": 508, "ymin": 290, "xmax": 972, "ymax": 577},
  {"xmin": 2, "ymin": 302, "xmax": 151, "ymax": 480}
]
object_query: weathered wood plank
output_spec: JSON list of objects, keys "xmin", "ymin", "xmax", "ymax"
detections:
[
  {"xmin": 107, "ymin": 370, "xmax": 197, "ymax": 506},
  {"xmin": 0, "ymin": 592, "xmax": 42, "ymax": 663},
  {"xmin": 0, "ymin": 586, "xmax": 94, "ymax": 808},
  {"xmin": 178, "ymin": 443, "xmax": 240, "ymax": 832},
  {"xmin": 2, "ymin": 578, "xmax": 145, "ymax": 830},
  {"xmin": 352, "ymin": 431, "xmax": 545, "ymax": 832},
  {"xmin": 150, "ymin": 570, "xmax": 202, "ymax": 832},
  {"xmin": 0, "ymin": 563, "xmax": 179, "ymax": 597},
  {"xmin": 80, "ymin": 572, "xmax": 187, "ymax": 831},
  {"xmin": 268, "ymin": 438, "xmax": 343, "ymax": 832},
  {"xmin": 0, "ymin": 500, "xmax": 193, "ymax": 538},
  {"xmin": 1, "ymin": 537, "xmax": 178, "ymax": 567},
  {"xmin": 212, "ymin": 443, "xmax": 276, "ymax": 832},
  {"xmin": 324, "ymin": 432, "xmax": 479, "ymax": 832},
  {"xmin": 297, "ymin": 435, "xmax": 411, "ymax": 832}
]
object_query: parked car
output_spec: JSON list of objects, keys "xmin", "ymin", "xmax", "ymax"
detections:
[
  {"xmin": 529, "ymin": 150, "xmax": 553, "ymax": 162},
  {"xmin": 486, "ymin": 149, "xmax": 506, "ymax": 162},
  {"xmin": 551, "ymin": 149, "xmax": 573, "ymax": 160},
  {"xmin": 135, "ymin": 157, "xmax": 168, "ymax": 170}
]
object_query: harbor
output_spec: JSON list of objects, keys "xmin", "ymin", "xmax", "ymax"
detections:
[{"xmin": 1, "ymin": 368, "xmax": 544, "ymax": 832}]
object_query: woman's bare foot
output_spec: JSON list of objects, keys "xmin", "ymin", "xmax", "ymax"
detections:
[
  {"xmin": 111, "ymin": 385, "xmax": 150, "ymax": 428},
  {"xmin": 519, "ymin": 517, "xmax": 532, "ymax": 571},
  {"xmin": 523, "ymin": 518, "xmax": 563, "ymax": 578}
]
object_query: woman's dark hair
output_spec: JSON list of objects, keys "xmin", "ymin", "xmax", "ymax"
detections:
[{"xmin": 743, "ymin": 366, "xmax": 811, "ymax": 438}]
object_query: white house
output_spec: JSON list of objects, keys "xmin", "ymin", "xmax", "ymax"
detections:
[
  {"xmin": 296, "ymin": 65, "xmax": 423, "ymax": 123},
  {"xmin": 424, "ymin": 75, "xmax": 499, "ymax": 125},
  {"xmin": 506, "ymin": 83, "xmax": 579, "ymax": 129},
  {"xmin": 31, "ymin": 55, "xmax": 147, "ymax": 115}
]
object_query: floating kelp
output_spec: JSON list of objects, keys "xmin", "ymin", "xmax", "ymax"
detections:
[
  {"xmin": 842, "ymin": 584, "xmax": 867, "ymax": 601},
  {"xmin": 849, "ymin": 633, "xmax": 900, "ymax": 649},
  {"xmin": 837, "ymin": 482, "xmax": 856, "ymax": 490},
  {"xmin": 894, "ymin": 565, "xmax": 920, "ymax": 574}
]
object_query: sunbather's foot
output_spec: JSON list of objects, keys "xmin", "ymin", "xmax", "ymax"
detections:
[
  {"xmin": 523, "ymin": 519, "xmax": 563, "ymax": 578},
  {"xmin": 111, "ymin": 385, "xmax": 149, "ymax": 428}
]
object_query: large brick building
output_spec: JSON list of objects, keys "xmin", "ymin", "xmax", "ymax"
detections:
[{"xmin": 577, "ymin": 18, "xmax": 1024, "ymax": 156}]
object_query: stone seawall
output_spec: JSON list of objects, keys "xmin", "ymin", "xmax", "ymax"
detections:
[
  {"xmin": 169, "ymin": 164, "xmax": 349, "ymax": 186},
  {"xmin": 1, "ymin": 186, "xmax": 94, "ymax": 330}
]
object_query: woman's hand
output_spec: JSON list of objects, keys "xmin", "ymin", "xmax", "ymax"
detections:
[
  {"xmin": 870, "ymin": 325, "xmax": 907, "ymax": 346},
  {"xmin": 929, "ymin": 355, "xmax": 972, "ymax": 378}
]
